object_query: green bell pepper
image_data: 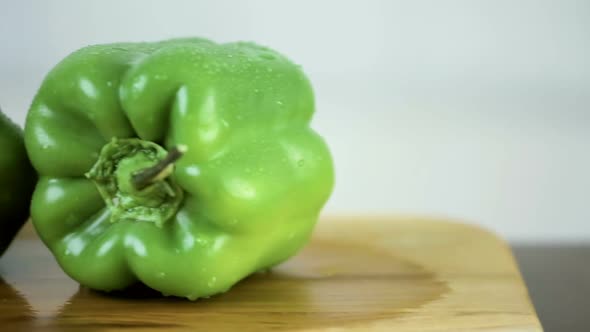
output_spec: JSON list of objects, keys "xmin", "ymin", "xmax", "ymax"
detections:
[
  {"xmin": 0, "ymin": 108, "xmax": 36, "ymax": 256},
  {"xmin": 25, "ymin": 38, "xmax": 334, "ymax": 299}
]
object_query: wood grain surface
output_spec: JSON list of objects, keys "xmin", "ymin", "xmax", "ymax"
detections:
[{"xmin": 0, "ymin": 217, "xmax": 542, "ymax": 331}]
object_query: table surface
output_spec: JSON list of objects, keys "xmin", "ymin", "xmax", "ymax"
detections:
[{"xmin": 0, "ymin": 217, "xmax": 542, "ymax": 331}]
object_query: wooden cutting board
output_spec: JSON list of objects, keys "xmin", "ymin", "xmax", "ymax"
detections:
[{"xmin": 0, "ymin": 217, "xmax": 542, "ymax": 331}]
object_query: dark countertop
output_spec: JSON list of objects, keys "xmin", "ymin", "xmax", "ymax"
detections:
[{"xmin": 512, "ymin": 245, "xmax": 590, "ymax": 332}]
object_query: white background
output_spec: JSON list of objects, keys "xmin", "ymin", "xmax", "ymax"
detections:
[{"xmin": 1, "ymin": 0, "xmax": 589, "ymax": 242}]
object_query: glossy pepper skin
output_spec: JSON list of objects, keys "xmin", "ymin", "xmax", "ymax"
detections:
[
  {"xmin": 25, "ymin": 38, "xmax": 334, "ymax": 299},
  {"xmin": 0, "ymin": 109, "xmax": 36, "ymax": 256}
]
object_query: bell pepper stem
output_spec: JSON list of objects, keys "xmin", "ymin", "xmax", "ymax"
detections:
[{"xmin": 132, "ymin": 145, "xmax": 188, "ymax": 190}]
